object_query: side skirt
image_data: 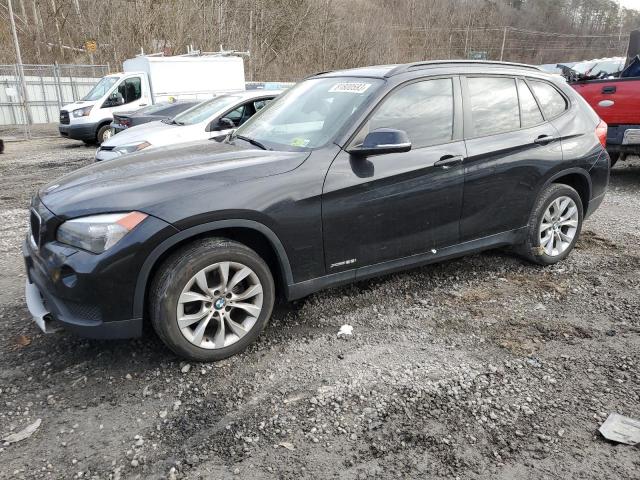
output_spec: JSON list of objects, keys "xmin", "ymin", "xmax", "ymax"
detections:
[{"xmin": 287, "ymin": 227, "xmax": 527, "ymax": 300}]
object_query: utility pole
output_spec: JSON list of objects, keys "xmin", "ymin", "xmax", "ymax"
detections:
[
  {"xmin": 249, "ymin": 9, "xmax": 253, "ymax": 81},
  {"xmin": 8, "ymin": 0, "xmax": 32, "ymax": 137}
]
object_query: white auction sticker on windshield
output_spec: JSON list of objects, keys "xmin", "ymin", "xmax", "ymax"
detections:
[{"xmin": 328, "ymin": 82, "xmax": 372, "ymax": 94}]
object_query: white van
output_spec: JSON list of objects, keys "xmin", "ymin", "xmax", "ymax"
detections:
[{"xmin": 58, "ymin": 54, "xmax": 245, "ymax": 145}]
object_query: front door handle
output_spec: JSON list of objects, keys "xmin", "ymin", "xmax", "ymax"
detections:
[
  {"xmin": 434, "ymin": 154, "xmax": 464, "ymax": 169},
  {"xmin": 602, "ymin": 86, "xmax": 616, "ymax": 94},
  {"xmin": 534, "ymin": 134, "xmax": 555, "ymax": 145}
]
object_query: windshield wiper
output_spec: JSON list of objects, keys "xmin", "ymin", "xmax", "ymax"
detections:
[{"xmin": 235, "ymin": 134, "xmax": 269, "ymax": 150}]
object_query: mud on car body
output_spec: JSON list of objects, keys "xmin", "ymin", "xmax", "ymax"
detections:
[{"xmin": 24, "ymin": 61, "xmax": 609, "ymax": 361}]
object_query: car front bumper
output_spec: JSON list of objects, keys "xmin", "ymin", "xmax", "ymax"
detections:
[
  {"xmin": 59, "ymin": 122, "xmax": 97, "ymax": 142},
  {"xmin": 23, "ymin": 198, "xmax": 179, "ymax": 339}
]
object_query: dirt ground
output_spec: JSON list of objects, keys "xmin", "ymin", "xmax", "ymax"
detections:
[{"xmin": 0, "ymin": 138, "xmax": 638, "ymax": 480}]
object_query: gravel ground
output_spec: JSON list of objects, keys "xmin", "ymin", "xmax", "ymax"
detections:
[{"xmin": 0, "ymin": 138, "xmax": 638, "ymax": 480}]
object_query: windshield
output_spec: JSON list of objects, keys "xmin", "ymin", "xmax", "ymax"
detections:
[
  {"xmin": 173, "ymin": 95, "xmax": 241, "ymax": 125},
  {"xmin": 82, "ymin": 77, "xmax": 119, "ymax": 101},
  {"xmin": 234, "ymin": 77, "xmax": 383, "ymax": 150}
]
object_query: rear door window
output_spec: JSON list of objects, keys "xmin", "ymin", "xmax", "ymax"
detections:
[
  {"xmin": 362, "ymin": 78, "xmax": 454, "ymax": 148},
  {"xmin": 528, "ymin": 80, "xmax": 567, "ymax": 119},
  {"xmin": 467, "ymin": 77, "xmax": 520, "ymax": 137},
  {"xmin": 518, "ymin": 79, "xmax": 544, "ymax": 127}
]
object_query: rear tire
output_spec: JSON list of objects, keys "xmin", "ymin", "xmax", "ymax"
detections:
[
  {"xmin": 517, "ymin": 184, "xmax": 583, "ymax": 265},
  {"xmin": 149, "ymin": 238, "xmax": 275, "ymax": 361},
  {"xmin": 608, "ymin": 151, "xmax": 620, "ymax": 167}
]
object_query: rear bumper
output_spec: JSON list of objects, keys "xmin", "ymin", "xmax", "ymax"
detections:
[
  {"xmin": 110, "ymin": 123, "xmax": 127, "ymax": 135},
  {"xmin": 585, "ymin": 192, "xmax": 606, "ymax": 219},
  {"xmin": 585, "ymin": 151, "xmax": 609, "ymax": 219},
  {"xmin": 606, "ymin": 125, "xmax": 640, "ymax": 153},
  {"xmin": 59, "ymin": 122, "xmax": 97, "ymax": 142}
]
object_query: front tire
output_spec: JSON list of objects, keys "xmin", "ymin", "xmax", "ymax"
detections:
[
  {"xmin": 517, "ymin": 184, "xmax": 583, "ymax": 265},
  {"xmin": 96, "ymin": 124, "xmax": 112, "ymax": 145},
  {"xmin": 149, "ymin": 238, "xmax": 275, "ymax": 361}
]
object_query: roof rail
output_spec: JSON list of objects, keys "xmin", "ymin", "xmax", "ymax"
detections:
[
  {"xmin": 305, "ymin": 70, "xmax": 333, "ymax": 79},
  {"xmin": 384, "ymin": 60, "xmax": 542, "ymax": 78}
]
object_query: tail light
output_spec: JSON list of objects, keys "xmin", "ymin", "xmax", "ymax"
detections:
[
  {"xmin": 122, "ymin": 119, "xmax": 131, "ymax": 127},
  {"xmin": 595, "ymin": 119, "xmax": 607, "ymax": 147}
]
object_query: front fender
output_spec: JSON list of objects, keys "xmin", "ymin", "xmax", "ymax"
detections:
[{"xmin": 132, "ymin": 219, "xmax": 294, "ymax": 318}]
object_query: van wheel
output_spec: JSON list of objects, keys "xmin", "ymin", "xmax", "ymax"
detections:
[
  {"xmin": 517, "ymin": 184, "xmax": 583, "ymax": 265},
  {"xmin": 96, "ymin": 125, "xmax": 112, "ymax": 145},
  {"xmin": 149, "ymin": 238, "xmax": 275, "ymax": 361}
]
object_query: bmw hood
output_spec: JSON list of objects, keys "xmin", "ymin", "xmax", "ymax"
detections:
[{"xmin": 39, "ymin": 140, "xmax": 309, "ymax": 220}]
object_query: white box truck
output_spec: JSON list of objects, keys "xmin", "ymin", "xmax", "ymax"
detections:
[{"xmin": 58, "ymin": 54, "xmax": 245, "ymax": 144}]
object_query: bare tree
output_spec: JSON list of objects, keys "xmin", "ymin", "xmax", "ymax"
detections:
[{"xmin": 1, "ymin": 0, "xmax": 638, "ymax": 78}]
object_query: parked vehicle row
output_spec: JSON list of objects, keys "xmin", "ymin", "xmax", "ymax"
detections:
[
  {"xmin": 110, "ymin": 101, "xmax": 199, "ymax": 136},
  {"xmin": 27, "ymin": 60, "xmax": 609, "ymax": 361},
  {"xmin": 96, "ymin": 91, "xmax": 279, "ymax": 161},
  {"xmin": 59, "ymin": 54, "xmax": 246, "ymax": 145}
]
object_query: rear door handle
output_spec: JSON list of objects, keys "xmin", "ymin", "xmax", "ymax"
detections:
[
  {"xmin": 534, "ymin": 134, "xmax": 555, "ymax": 145},
  {"xmin": 602, "ymin": 86, "xmax": 616, "ymax": 94},
  {"xmin": 434, "ymin": 154, "xmax": 464, "ymax": 169}
]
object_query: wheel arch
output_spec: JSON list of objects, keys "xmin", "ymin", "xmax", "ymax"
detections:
[
  {"xmin": 542, "ymin": 168, "xmax": 592, "ymax": 213},
  {"xmin": 133, "ymin": 220, "xmax": 294, "ymax": 319}
]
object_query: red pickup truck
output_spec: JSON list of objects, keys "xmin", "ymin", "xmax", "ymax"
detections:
[{"xmin": 567, "ymin": 56, "xmax": 640, "ymax": 166}]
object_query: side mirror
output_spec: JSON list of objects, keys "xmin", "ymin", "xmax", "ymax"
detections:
[
  {"xmin": 208, "ymin": 117, "xmax": 236, "ymax": 132},
  {"xmin": 348, "ymin": 128, "xmax": 411, "ymax": 157}
]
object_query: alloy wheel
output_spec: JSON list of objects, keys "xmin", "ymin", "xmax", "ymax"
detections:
[
  {"xmin": 102, "ymin": 129, "xmax": 112, "ymax": 142},
  {"xmin": 539, "ymin": 196, "xmax": 579, "ymax": 257},
  {"xmin": 176, "ymin": 261, "xmax": 263, "ymax": 349}
]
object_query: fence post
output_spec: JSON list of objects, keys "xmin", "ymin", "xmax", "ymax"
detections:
[
  {"xmin": 53, "ymin": 62, "xmax": 63, "ymax": 109},
  {"xmin": 69, "ymin": 69, "xmax": 78, "ymax": 101},
  {"xmin": 39, "ymin": 69, "xmax": 50, "ymax": 123},
  {"xmin": 8, "ymin": 0, "xmax": 32, "ymax": 138},
  {"xmin": 500, "ymin": 27, "xmax": 508, "ymax": 61}
]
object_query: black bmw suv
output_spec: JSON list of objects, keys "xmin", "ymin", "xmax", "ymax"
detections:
[{"xmin": 24, "ymin": 61, "xmax": 609, "ymax": 361}]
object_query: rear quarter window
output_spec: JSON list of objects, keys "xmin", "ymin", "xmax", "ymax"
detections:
[{"xmin": 528, "ymin": 80, "xmax": 567, "ymax": 119}]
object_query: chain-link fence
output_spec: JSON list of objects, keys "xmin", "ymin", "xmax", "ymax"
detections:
[
  {"xmin": 0, "ymin": 64, "xmax": 109, "ymax": 140},
  {"xmin": 392, "ymin": 26, "xmax": 630, "ymax": 66}
]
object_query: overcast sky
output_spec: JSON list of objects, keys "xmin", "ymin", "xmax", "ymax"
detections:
[{"xmin": 619, "ymin": 0, "xmax": 640, "ymax": 11}]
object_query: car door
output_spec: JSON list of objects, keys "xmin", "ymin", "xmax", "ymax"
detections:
[
  {"xmin": 322, "ymin": 77, "xmax": 466, "ymax": 273},
  {"xmin": 460, "ymin": 76, "xmax": 563, "ymax": 242}
]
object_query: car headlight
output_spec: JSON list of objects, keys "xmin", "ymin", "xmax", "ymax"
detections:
[
  {"xmin": 56, "ymin": 212, "xmax": 148, "ymax": 253},
  {"xmin": 113, "ymin": 141, "xmax": 151, "ymax": 155},
  {"xmin": 72, "ymin": 106, "xmax": 93, "ymax": 118}
]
